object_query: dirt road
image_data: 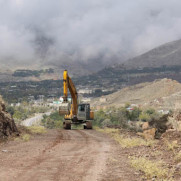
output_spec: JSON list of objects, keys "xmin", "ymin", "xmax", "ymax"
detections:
[
  {"xmin": 0, "ymin": 130, "xmax": 110, "ymax": 181},
  {"xmin": 0, "ymin": 129, "xmax": 139, "ymax": 181},
  {"xmin": 21, "ymin": 112, "xmax": 51, "ymax": 127}
]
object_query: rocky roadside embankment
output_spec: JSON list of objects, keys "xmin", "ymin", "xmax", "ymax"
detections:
[{"xmin": 0, "ymin": 96, "xmax": 19, "ymax": 139}]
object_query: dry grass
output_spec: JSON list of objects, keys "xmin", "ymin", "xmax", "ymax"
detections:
[
  {"xmin": 130, "ymin": 156, "xmax": 170, "ymax": 179},
  {"xmin": 168, "ymin": 116, "xmax": 181, "ymax": 131},
  {"xmin": 174, "ymin": 151, "xmax": 181, "ymax": 163},
  {"xmin": 151, "ymin": 150, "xmax": 163, "ymax": 157},
  {"xmin": 28, "ymin": 126, "xmax": 47, "ymax": 134},
  {"xmin": 14, "ymin": 126, "xmax": 46, "ymax": 142},
  {"xmin": 14, "ymin": 137, "xmax": 21, "ymax": 141},
  {"xmin": 21, "ymin": 134, "xmax": 31, "ymax": 142},
  {"xmin": 96, "ymin": 127, "xmax": 156, "ymax": 148},
  {"xmin": 165, "ymin": 140, "xmax": 179, "ymax": 152},
  {"xmin": 95, "ymin": 127, "xmax": 119, "ymax": 134},
  {"xmin": 113, "ymin": 134, "xmax": 155, "ymax": 148}
]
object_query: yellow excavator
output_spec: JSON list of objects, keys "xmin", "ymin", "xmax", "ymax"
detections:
[{"xmin": 59, "ymin": 70, "xmax": 94, "ymax": 129}]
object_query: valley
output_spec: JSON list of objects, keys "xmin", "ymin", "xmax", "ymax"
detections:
[{"xmin": 1, "ymin": 36, "xmax": 181, "ymax": 181}]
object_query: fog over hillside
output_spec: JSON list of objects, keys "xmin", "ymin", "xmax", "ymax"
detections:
[
  {"xmin": 124, "ymin": 39, "xmax": 181, "ymax": 68},
  {"xmin": 1, "ymin": 0, "xmax": 181, "ymax": 71}
]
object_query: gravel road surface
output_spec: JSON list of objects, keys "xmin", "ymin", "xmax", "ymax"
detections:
[{"xmin": 0, "ymin": 129, "xmax": 139, "ymax": 181}]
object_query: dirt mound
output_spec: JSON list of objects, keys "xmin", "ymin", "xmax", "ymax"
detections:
[{"xmin": 0, "ymin": 97, "xmax": 18, "ymax": 139}]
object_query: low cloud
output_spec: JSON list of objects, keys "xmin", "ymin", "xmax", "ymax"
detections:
[{"xmin": 1, "ymin": 0, "xmax": 181, "ymax": 69}]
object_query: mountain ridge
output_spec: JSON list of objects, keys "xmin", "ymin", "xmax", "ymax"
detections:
[{"xmin": 123, "ymin": 39, "xmax": 181, "ymax": 69}]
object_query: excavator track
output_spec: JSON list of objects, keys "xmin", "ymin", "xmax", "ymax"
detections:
[{"xmin": 63, "ymin": 120, "xmax": 71, "ymax": 130}]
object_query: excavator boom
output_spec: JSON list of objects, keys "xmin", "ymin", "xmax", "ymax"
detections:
[{"xmin": 59, "ymin": 70, "xmax": 78, "ymax": 119}]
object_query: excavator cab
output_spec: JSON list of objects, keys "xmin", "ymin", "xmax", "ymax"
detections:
[
  {"xmin": 77, "ymin": 104, "xmax": 90, "ymax": 121},
  {"xmin": 77, "ymin": 103, "xmax": 94, "ymax": 129}
]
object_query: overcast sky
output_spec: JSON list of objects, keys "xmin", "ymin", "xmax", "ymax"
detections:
[{"xmin": 1, "ymin": 0, "xmax": 181, "ymax": 68}]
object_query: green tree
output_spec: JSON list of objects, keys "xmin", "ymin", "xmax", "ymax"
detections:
[
  {"xmin": 6, "ymin": 106, "xmax": 15, "ymax": 116},
  {"xmin": 146, "ymin": 108, "xmax": 156, "ymax": 115},
  {"xmin": 41, "ymin": 111, "xmax": 63, "ymax": 129},
  {"xmin": 139, "ymin": 112, "xmax": 151, "ymax": 122},
  {"xmin": 94, "ymin": 109, "xmax": 107, "ymax": 126}
]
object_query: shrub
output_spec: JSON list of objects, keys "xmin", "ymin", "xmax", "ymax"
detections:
[
  {"xmin": 101, "ymin": 119, "xmax": 112, "ymax": 127},
  {"xmin": 94, "ymin": 109, "xmax": 107, "ymax": 126},
  {"xmin": 139, "ymin": 108, "xmax": 161, "ymax": 122},
  {"xmin": 127, "ymin": 107, "xmax": 142, "ymax": 121},
  {"xmin": 139, "ymin": 112, "xmax": 151, "ymax": 122},
  {"xmin": 146, "ymin": 108, "xmax": 156, "ymax": 115},
  {"xmin": 41, "ymin": 111, "xmax": 63, "ymax": 129},
  {"xmin": 94, "ymin": 106, "xmax": 141, "ymax": 128}
]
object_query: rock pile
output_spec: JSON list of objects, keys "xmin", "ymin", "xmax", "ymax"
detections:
[
  {"xmin": 0, "ymin": 97, "xmax": 18, "ymax": 138},
  {"xmin": 138, "ymin": 112, "xmax": 181, "ymax": 140},
  {"xmin": 138, "ymin": 114, "xmax": 169, "ymax": 139}
]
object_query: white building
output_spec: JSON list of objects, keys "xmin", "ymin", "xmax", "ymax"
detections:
[{"xmin": 78, "ymin": 89, "xmax": 93, "ymax": 94}]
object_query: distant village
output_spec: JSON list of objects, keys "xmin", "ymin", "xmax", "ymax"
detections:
[{"xmin": 7, "ymin": 83, "xmax": 114, "ymax": 109}]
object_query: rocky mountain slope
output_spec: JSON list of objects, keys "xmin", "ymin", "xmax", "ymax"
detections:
[
  {"xmin": 92, "ymin": 78, "xmax": 181, "ymax": 110},
  {"xmin": 78, "ymin": 39, "xmax": 181, "ymax": 92},
  {"xmin": 124, "ymin": 39, "xmax": 181, "ymax": 69}
]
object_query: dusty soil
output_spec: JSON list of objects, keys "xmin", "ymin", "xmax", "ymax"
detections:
[
  {"xmin": 0, "ymin": 129, "xmax": 139, "ymax": 181},
  {"xmin": 103, "ymin": 128, "xmax": 181, "ymax": 181}
]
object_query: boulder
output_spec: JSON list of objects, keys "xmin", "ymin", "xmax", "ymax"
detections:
[
  {"xmin": 137, "ymin": 128, "xmax": 156, "ymax": 140},
  {"xmin": 142, "ymin": 122, "xmax": 149, "ymax": 130}
]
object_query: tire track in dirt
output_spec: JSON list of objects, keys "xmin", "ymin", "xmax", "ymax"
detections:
[
  {"xmin": 15, "ymin": 130, "xmax": 68, "ymax": 180},
  {"xmin": 0, "ymin": 129, "xmax": 112, "ymax": 181},
  {"xmin": 52, "ymin": 129, "xmax": 106, "ymax": 181},
  {"xmin": 0, "ymin": 129, "xmax": 64, "ymax": 180}
]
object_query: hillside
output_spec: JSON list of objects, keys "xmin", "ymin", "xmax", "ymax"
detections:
[
  {"xmin": 92, "ymin": 78, "xmax": 181, "ymax": 110},
  {"xmin": 0, "ymin": 59, "xmax": 106, "ymax": 83},
  {"xmin": 124, "ymin": 39, "xmax": 181, "ymax": 69},
  {"xmin": 1, "ymin": 38, "xmax": 181, "ymax": 86},
  {"xmin": 2, "ymin": 39, "xmax": 181, "ymax": 101},
  {"xmin": 76, "ymin": 39, "xmax": 181, "ymax": 93}
]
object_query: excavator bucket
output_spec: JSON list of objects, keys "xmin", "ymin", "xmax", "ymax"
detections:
[{"xmin": 59, "ymin": 102, "xmax": 70, "ymax": 115}]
